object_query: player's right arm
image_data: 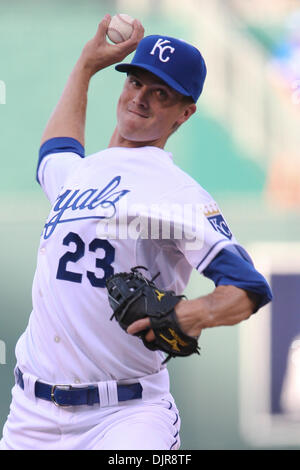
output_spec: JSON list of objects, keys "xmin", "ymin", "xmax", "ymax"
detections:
[
  {"xmin": 40, "ymin": 15, "xmax": 144, "ymax": 147},
  {"xmin": 37, "ymin": 15, "xmax": 143, "ymax": 203}
]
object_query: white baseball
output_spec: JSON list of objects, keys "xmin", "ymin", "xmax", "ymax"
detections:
[{"xmin": 107, "ymin": 14, "xmax": 135, "ymax": 44}]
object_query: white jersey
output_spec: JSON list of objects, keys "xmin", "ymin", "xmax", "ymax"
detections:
[{"xmin": 15, "ymin": 146, "xmax": 238, "ymax": 387}]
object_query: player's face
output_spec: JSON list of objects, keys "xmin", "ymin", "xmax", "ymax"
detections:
[{"xmin": 115, "ymin": 69, "xmax": 196, "ymax": 148}]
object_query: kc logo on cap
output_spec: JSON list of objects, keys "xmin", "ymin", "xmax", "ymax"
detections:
[{"xmin": 150, "ymin": 38, "xmax": 175, "ymax": 63}]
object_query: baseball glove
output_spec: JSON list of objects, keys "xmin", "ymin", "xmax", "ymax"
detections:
[{"xmin": 106, "ymin": 266, "xmax": 200, "ymax": 363}]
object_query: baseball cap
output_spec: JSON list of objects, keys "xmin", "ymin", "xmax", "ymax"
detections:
[{"xmin": 115, "ymin": 35, "xmax": 207, "ymax": 103}]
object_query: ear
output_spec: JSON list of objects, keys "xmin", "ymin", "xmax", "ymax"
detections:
[
  {"xmin": 172, "ymin": 103, "xmax": 197, "ymax": 131},
  {"xmin": 182, "ymin": 103, "xmax": 197, "ymax": 123}
]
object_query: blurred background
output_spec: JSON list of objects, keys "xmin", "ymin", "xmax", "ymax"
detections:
[{"xmin": 1, "ymin": 0, "xmax": 300, "ymax": 450}]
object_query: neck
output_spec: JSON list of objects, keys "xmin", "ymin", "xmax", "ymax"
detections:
[{"xmin": 108, "ymin": 127, "xmax": 167, "ymax": 149}]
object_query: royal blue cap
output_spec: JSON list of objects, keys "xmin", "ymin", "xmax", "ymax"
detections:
[{"xmin": 115, "ymin": 35, "xmax": 207, "ymax": 103}]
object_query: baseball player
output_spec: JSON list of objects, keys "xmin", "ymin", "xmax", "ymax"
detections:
[{"xmin": 0, "ymin": 15, "xmax": 272, "ymax": 450}]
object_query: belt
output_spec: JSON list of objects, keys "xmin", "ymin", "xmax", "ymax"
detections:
[{"xmin": 15, "ymin": 367, "xmax": 143, "ymax": 407}]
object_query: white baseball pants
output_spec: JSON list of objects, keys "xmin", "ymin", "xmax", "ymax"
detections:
[{"xmin": 0, "ymin": 384, "xmax": 181, "ymax": 450}]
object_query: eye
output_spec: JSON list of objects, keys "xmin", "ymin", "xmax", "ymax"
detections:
[
  {"xmin": 129, "ymin": 76, "xmax": 141, "ymax": 87},
  {"xmin": 156, "ymin": 88, "xmax": 168, "ymax": 99}
]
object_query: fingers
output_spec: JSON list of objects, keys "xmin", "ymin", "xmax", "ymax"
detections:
[
  {"xmin": 95, "ymin": 15, "xmax": 144, "ymax": 50},
  {"xmin": 116, "ymin": 19, "xmax": 145, "ymax": 54},
  {"xmin": 145, "ymin": 329, "xmax": 155, "ymax": 342},
  {"xmin": 127, "ymin": 318, "xmax": 155, "ymax": 342},
  {"xmin": 127, "ymin": 317, "xmax": 150, "ymax": 335},
  {"xmin": 130, "ymin": 19, "xmax": 145, "ymax": 44},
  {"xmin": 94, "ymin": 14, "xmax": 111, "ymax": 43}
]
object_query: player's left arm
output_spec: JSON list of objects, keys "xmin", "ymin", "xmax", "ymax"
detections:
[
  {"xmin": 127, "ymin": 285, "xmax": 257, "ymax": 341},
  {"xmin": 127, "ymin": 246, "xmax": 272, "ymax": 340},
  {"xmin": 172, "ymin": 285, "xmax": 260, "ymax": 338}
]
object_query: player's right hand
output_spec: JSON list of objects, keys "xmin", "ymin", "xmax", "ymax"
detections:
[{"xmin": 79, "ymin": 14, "xmax": 144, "ymax": 76}]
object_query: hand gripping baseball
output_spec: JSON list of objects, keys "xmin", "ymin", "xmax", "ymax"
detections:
[
  {"xmin": 106, "ymin": 267, "xmax": 200, "ymax": 363},
  {"xmin": 80, "ymin": 14, "xmax": 144, "ymax": 76}
]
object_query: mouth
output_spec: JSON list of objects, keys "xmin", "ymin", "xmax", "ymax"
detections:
[{"xmin": 128, "ymin": 109, "xmax": 149, "ymax": 119}]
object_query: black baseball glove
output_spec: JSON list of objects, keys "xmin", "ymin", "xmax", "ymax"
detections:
[{"xmin": 106, "ymin": 266, "xmax": 200, "ymax": 363}]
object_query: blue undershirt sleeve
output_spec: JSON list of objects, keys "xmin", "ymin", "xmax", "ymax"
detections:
[
  {"xmin": 202, "ymin": 246, "xmax": 272, "ymax": 312},
  {"xmin": 36, "ymin": 137, "xmax": 85, "ymax": 184}
]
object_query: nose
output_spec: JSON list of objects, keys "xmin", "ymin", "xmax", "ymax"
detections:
[{"xmin": 132, "ymin": 87, "xmax": 149, "ymax": 109}]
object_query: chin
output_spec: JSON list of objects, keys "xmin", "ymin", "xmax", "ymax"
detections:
[
  {"xmin": 119, "ymin": 127, "xmax": 156, "ymax": 143},
  {"xmin": 123, "ymin": 133, "xmax": 150, "ymax": 143},
  {"xmin": 118, "ymin": 116, "xmax": 158, "ymax": 142}
]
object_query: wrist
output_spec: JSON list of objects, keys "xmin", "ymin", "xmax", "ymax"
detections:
[
  {"xmin": 175, "ymin": 298, "xmax": 206, "ymax": 337},
  {"xmin": 75, "ymin": 55, "xmax": 100, "ymax": 81},
  {"xmin": 180, "ymin": 296, "xmax": 215, "ymax": 329},
  {"xmin": 189, "ymin": 296, "xmax": 214, "ymax": 329},
  {"xmin": 198, "ymin": 295, "xmax": 215, "ymax": 328}
]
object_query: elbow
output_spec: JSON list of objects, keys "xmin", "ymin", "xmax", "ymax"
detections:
[{"xmin": 246, "ymin": 280, "xmax": 273, "ymax": 313}]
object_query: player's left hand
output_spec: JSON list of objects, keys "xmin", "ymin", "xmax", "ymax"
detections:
[{"xmin": 106, "ymin": 268, "xmax": 201, "ymax": 362}]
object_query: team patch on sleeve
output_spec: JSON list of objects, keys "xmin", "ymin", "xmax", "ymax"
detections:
[{"xmin": 204, "ymin": 202, "xmax": 232, "ymax": 240}]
